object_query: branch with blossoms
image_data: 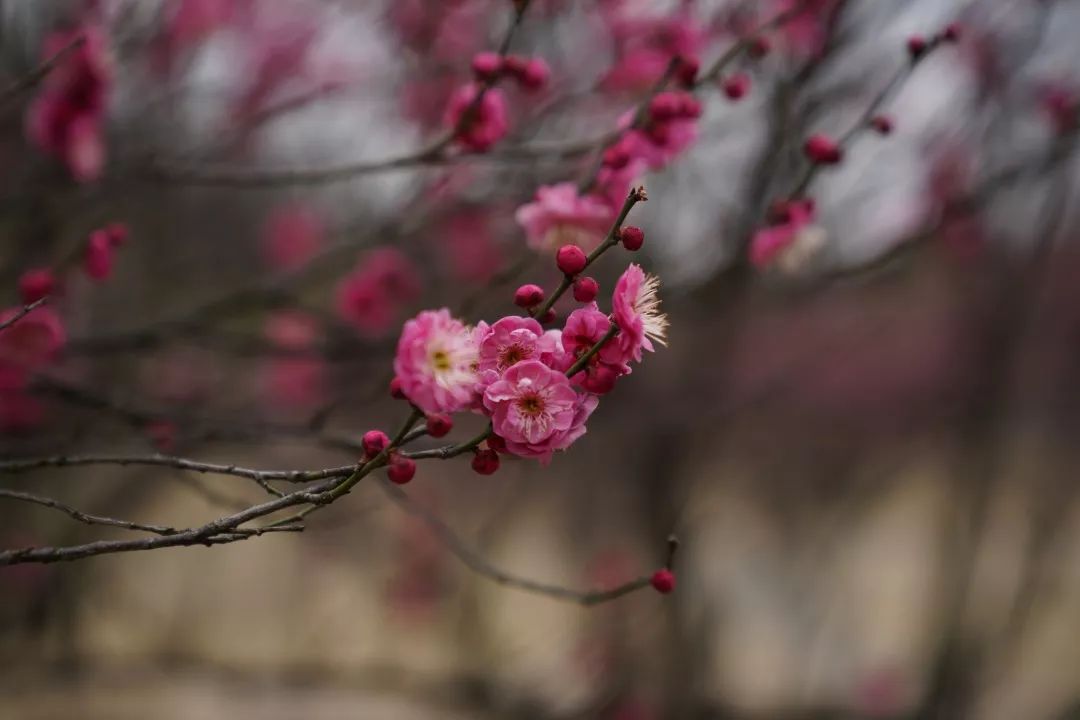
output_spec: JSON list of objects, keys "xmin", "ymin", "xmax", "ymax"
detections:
[
  {"xmin": 0, "ymin": 178, "xmax": 679, "ymax": 602},
  {"xmin": 5, "ymin": 0, "xmax": 1075, "ymax": 639}
]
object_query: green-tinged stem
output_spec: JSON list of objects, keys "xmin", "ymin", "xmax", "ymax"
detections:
[
  {"xmin": 401, "ymin": 423, "xmax": 492, "ymax": 461},
  {"xmin": 565, "ymin": 324, "xmax": 619, "ymax": 378},
  {"xmin": 264, "ymin": 407, "xmax": 424, "ymax": 528}
]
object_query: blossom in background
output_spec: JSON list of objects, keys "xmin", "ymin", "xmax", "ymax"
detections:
[
  {"xmin": 770, "ymin": 0, "xmax": 839, "ymax": 58},
  {"xmin": 482, "ymin": 359, "xmax": 597, "ymax": 463},
  {"xmin": 152, "ymin": 0, "xmax": 238, "ymax": 74},
  {"xmin": 441, "ymin": 211, "xmax": 503, "ymax": 284},
  {"xmin": 394, "ymin": 309, "xmax": 479, "ymax": 414},
  {"xmin": 445, "ymin": 83, "xmax": 509, "ymax": 152},
  {"xmin": 26, "ymin": 25, "xmax": 111, "ymax": 182},
  {"xmin": 749, "ymin": 200, "xmax": 822, "ymax": 270},
  {"xmin": 0, "ymin": 307, "xmax": 66, "ymax": 366},
  {"xmin": 599, "ymin": 10, "xmax": 703, "ymax": 93},
  {"xmin": 515, "ymin": 183, "xmax": 615, "ymax": 251},
  {"xmin": 610, "ymin": 263, "xmax": 668, "ymax": 364},
  {"xmin": 262, "ymin": 204, "xmax": 324, "ymax": 271},
  {"xmin": 336, "ymin": 247, "xmax": 421, "ymax": 337},
  {"xmin": 260, "ymin": 311, "xmax": 325, "ymax": 411}
]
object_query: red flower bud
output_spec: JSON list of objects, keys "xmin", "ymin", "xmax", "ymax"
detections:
[
  {"xmin": 870, "ymin": 115, "xmax": 894, "ymax": 135},
  {"xmin": 18, "ymin": 268, "xmax": 57, "ymax": 304},
  {"xmin": 907, "ymin": 35, "xmax": 927, "ymax": 59},
  {"xmin": 572, "ymin": 276, "xmax": 599, "ymax": 303},
  {"xmin": 748, "ymin": 35, "xmax": 771, "ymax": 59},
  {"xmin": 387, "ymin": 455, "xmax": 416, "ymax": 484},
  {"xmin": 649, "ymin": 92, "xmax": 680, "ymax": 122},
  {"xmin": 426, "ymin": 414, "xmax": 453, "ymax": 438},
  {"xmin": 362, "ymin": 430, "xmax": 390, "ymax": 458},
  {"xmin": 556, "ymin": 244, "xmax": 588, "ymax": 275},
  {"xmin": 471, "ymin": 448, "xmax": 500, "ymax": 475},
  {"xmin": 651, "ymin": 568, "xmax": 676, "ymax": 594},
  {"xmin": 514, "ymin": 284, "xmax": 545, "ymax": 308},
  {"xmin": 471, "ymin": 51, "xmax": 503, "ymax": 80},
  {"xmin": 676, "ymin": 55, "xmax": 699, "ymax": 87},
  {"xmin": 803, "ymin": 134, "xmax": 842, "ymax": 165},
  {"xmin": 620, "ymin": 226, "xmax": 645, "ymax": 251}
]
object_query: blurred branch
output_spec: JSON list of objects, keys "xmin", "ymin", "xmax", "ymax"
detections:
[
  {"xmin": 0, "ymin": 297, "xmax": 48, "ymax": 331},
  {"xmin": 377, "ymin": 479, "xmax": 674, "ymax": 606},
  {"xmin": 0, "ymin": 33, "xmax": 84, "ymax": 112},
  {"xmin": 141, "ymin": 0, "xmax": 537, "ymax": 188}
]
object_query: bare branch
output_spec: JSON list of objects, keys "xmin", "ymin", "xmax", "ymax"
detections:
[
  {"xmin": 0, "ymin": 34, "xmax": 85, "ymax": 111},
  {"xmin": 377, "ymin": 480, "xmax": 671, "ymax": 606},
  {"xmin": 0, "ymin": 488, "xmax": 178, "ymax": 536},
  {"xmin": 0, "ymin": 454, "xmax": 358, "ymax": 484},
  {"xmin": 0, "ymin": 297, "xmax": 48, "ymax": 332}
]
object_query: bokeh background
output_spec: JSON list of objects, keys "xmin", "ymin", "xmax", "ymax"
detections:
[{"xmin": 4, "ymin": 0, "xmax": 1080, "ymax": 718}]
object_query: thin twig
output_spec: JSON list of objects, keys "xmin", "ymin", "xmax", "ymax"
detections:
[
  {"xmin": 0, "ymin": 297, "xmax": 48, "ymax": 332},
  {"xmin": 0, "ymin": 489, "xmax": 179, "ymax": 536},
  {"xmin": 377, "ymin": 480, "xmax": 675, "ymax": 606},
  {"xmin": 0, "ymin": 34, "xmax": 85, "ymax": 111},
  {"xmin": 0, "ymin": 454, "xmax": 358, "ymax": 484}
]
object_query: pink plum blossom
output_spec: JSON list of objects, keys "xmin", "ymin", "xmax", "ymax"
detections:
[
  {"xmin": 27, "ymin": 25, "xmax": 111, "ymax": 182},
  {"xmin": 562, "ymin": 303, "xmax": 630, "ymax": 387},
  {"xmin": 0, "ymin": 307, "xmax": 66, "ymax": 367},
  {"xmin": 749, "ymin": 200, "xmax": 818, "ymax": 269},
  {"xmin": 336, "ymin": 248, "xmax": 421, "ymax": 337},
  {"xmin": 442, "ymin": 211, "xmax": 503, "ymax": 284},
  {"xmin": 482, "ymin": 359, "xmax": 597, "ymax": 463},
  {"xmin": 515, "ymin": 183, "xmax": 615, "ymax": 252},
  {"xmin": 84, "ymin": 229, "xmax": 113, "ymax": 280},
  {"xmin": 262, "ymin": 204, "xmax": 324, "ymax": 271},
  {"xmin": 394, "ymin": 309, "xmax": 479, "ymax": 414},
  {"xmin": 599, "ymin": 12, "xmax": 703, "ymax": 93},
  {"xmin": 476, "ymin": 316, "xmax": 558, "ymax": 385},
  {"xmin": 261, "ymin": 312, "xmax": 328, "ymax": 412},
  {"xmin": 445, "ymin": 83, "xmax": 509, "ymax": 152},
  {"xmin": 610, "ymin": 264, "xmax": 668, "ymax": 365}
]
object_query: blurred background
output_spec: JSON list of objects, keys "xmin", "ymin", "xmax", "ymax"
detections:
[{"xmin": 3, "ymin": 0, "xmax": 1080, "ymax": 717}]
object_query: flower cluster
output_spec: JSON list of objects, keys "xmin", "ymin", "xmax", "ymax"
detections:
[
  {"xmin": 390, "ymin": 250, "xmax": 667, "ymax": 467},
  {"xmin": 27, "ymin": 25, "xmax": 111, "ymax": 182}
]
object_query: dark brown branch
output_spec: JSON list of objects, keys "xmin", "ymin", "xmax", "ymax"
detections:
[
  {"xmin": 0, "ymin": 34, "xmax": 85, "ymax": 111},
  {"xmin": 0, "ymin": 454, "xmax": 358, "ymax": 484},
  {"xmin": 0, "ymin": 297, "xmax": 48, "ymax": 332},
  {"xmin": 0, "ymin": 489, "xmax": 178, "ymax": 536}
]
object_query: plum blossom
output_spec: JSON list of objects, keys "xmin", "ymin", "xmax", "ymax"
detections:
[
  {"xmin": 445, "ymin": 83, "xmax": 509, "ymax": 152},
  {"xmin": 27, "ymin": 26, "xmax": 111, "ymax": 182},
  {"xmin": 476, "ymin": 316, "xmax": 558, "ymax": 385},
  {"xmin": 610, "ymin": 264, "xmax": 668, "ymax": 365},
  {"xmin": 482, "ymin": 360, "xmax": 597, "ymax": 463},
  {"xmin": 515, "ymin": 183, "xmax": 615, "ymax": 252},
  {"xmin": 561, "ymin": 304, "xmax": 628, "ymax": 391},
  {"xmin": 0, "ymin": 307, "xmax": 66, "ymax": 366},
  {"xmin": 337, "ymin": 248, "xmax": 421, "ymax": 337},
  {"xmin": 394, "ymin": 309, "xmax": 479, "ymax": 414},
  {"xmin": 262, "ymin": 204, "xmax": 324, "ymax": 271},
  {"xmin": 619, "ymin": 104, "xmax": 699, "ymax": 170},
  {"xmin": 260, "ymin": 311, "xmax": 325, "ymax": 411},
  {"xmin": 442, "ymin": 211, "xmax": 503, "ymax": 284},
  {"xmin": 599, "ymin": 11, "xmax": 703, "ymax": 93},
  {"xmin": 749, "ymin": 200, "xmax": 826, "ymax": 272}
]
